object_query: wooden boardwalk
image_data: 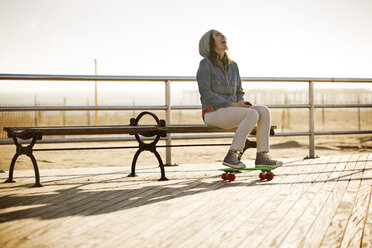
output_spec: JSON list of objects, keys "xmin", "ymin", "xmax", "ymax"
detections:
[{"xmin": 0, "ymin": 153, "xmax": 371, "ymax": 248}]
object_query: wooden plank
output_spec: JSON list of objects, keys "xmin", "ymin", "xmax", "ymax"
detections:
[
  {"xmin": 68, "ymin": 160, "xmax": 255, "ymax": 247},
  {"xmin": 4, "ymin": 125, "xmax": 223, "ymax": 136},
  {"xmin": 281, "ymin": 154, "xmax": 352, "ymax": 247},
  {"xmin": 1, "ymin": 154, "xmax": 370, "ymax": 248},
  {"xmin": 361, "ymin": 153, "xmax": 372, "ymax": 248},
  {"xmin": 320, "ymin": 153, "xmax": 367, "ymax": 247},
  {"xmin": 92, "ymin": 180, "xmax": 235, "ymax": 247},
  {"xmin": 2, "ymin": 179, "xmax": 187, "ymax": 246},
  {"xmin": 205, "ymin": 159, "xmax": 310, "ymax": 243},
  {"xmin": 4, "ymin": 124, "xmax": 275, "ymax": 137},
  {"xmin": 161, "ymin": 159, "xmax": 301, "ymax": 248},
  {"xmin": 251, "ymin": 155, "xmax": 342, "ymax": 247},
  {"xmin": 297, "ymin": 154, "xmax": 354, "ymax": 248},
  {"xmin": 341, "ymin": 184, "xmax": 371, "ymax": 248},
  {"xmin": 0, "ymin": 167, "xmax": 127, "ymax": 228},
  {"xmin": 362, "ymin": 187, "xmax": 372, "ymax": 248},
  {"xmin": 44, "ymin": 178, "xmax": 228, "ymax": 247},
  {"xmin": 18, "ymin": 163, "xmax": 224, "ymax": 247},
  {"xmin": 271, "ymin": 155, "xmax": 342, "ymax": 246},
  {"xmin": 59, "ymin": 159, "xmax": 295, "ymax": 247},
  {"xmin": 0, "ymin": 166, "xmax": 180, "ymax": 245},
  {"xmin": 201, "ymin": 157, "xmax": 326, "ymax": 247},
  {"xmin": 344, "ymin": 153, "xmax": 372, "ymax": 248}
]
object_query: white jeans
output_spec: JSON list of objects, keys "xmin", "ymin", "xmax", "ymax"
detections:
[{"xmin": 204, "ymin": 105, "xmax": 271, "ymax": 153}]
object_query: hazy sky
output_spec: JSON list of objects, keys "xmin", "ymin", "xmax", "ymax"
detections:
[{"xmin": 1, "ymin": 0, "xmax": 372, "ymax": 78}]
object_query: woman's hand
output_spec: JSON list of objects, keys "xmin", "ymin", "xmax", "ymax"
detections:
[{"xmin": 230, "ymin": 101, "xmax": 252, "ymax": 108}]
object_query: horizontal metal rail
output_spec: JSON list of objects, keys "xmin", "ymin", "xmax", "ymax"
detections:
[
  {"xmin": 314, "ymin": 104, "xmax": 372, "ymax": 108},
  {"xmin": 1, "ymin": 73, "xmax": 372, "ymax": 83},
  {"xmin": 0, "ymin": 105, "xmax": 168, "ymax": 111},
  {"xmin": 1, "ymin": 73, "xmax": 371, "ymax": 160},
  {"xmin": 1, "ymin": 104, "xmax": 372, "ymax": 112},
  {"xmin": 0, "ymin": 74, "xmax": 195, "ymax": 82}
]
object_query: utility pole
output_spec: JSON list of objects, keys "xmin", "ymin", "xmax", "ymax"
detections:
[{"xmin": 94, "ymin": 59, "xmax": 98, "ymax": 125}]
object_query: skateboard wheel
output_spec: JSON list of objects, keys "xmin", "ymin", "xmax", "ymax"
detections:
[
  {"xmin": 228, "ymin": 174, "xmax": 236, "ymax": 182},
  {"xmin": 266, "ymin": 173, "xmax": 274, "ymax": 181},
  {"xmin": 221, "ymin": 173, "xmax": 227, "ymax": 181},
  {"xmin": 259, "ymin": 173, "xmax": 265, "ymax": 180}
]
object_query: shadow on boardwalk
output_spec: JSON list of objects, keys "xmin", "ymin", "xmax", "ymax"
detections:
[
  {"xmin": 0, "ymin": 176, "xmax": 253, "ymax": 222},
  {"xmin": 0, "ymin": 157, "xmax": 371, "ymax": 223}
]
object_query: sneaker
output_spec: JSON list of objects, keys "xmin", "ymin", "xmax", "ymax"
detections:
[
  {"xmin": 255, "ymin": 152, "xmax": 283, "ymax": 169},
  {"xmin": 223, "ymin": 150, "xmax": 246, "ymax": 169}
]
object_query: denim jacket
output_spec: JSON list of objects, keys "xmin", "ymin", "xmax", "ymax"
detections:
[{"xmin": 196, "ymin": 57, "xmax": 245, "ymax": 110}]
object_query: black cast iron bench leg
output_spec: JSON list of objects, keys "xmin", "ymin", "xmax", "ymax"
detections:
[
  {"xmin": 127, "ymin": 111, "xmax": 168, "ymax": 181},
  {"xmin": 128, "ymin": 144, "xmax": 168, "ymax": 181},
  {"xmin": 4, "ymin": 135, "xmax": 43, "ymax": 187}
]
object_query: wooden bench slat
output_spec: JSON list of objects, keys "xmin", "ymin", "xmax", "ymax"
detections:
[{"xmin": 4, "ymin": 125, "xmax": 276, "ymax": 138}]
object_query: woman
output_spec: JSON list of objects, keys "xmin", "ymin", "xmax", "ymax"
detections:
[{"xmin": 196, "ymin": 29, "xmax": 283, "ymax": 169}]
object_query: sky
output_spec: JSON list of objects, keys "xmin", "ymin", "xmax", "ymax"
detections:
[{"xmin": 0, "ymin": 0, "xmax": 372, "ymax": 104}]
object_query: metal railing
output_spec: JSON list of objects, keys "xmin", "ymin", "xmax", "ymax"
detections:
[{"xmin": 1, "ymin": 73, "xmax": 372, "ymax": 163}]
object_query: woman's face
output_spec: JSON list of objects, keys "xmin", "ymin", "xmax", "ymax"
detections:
[{"xmin": 212, "ymin": 30, "xmax": 228, "ymax": 53}]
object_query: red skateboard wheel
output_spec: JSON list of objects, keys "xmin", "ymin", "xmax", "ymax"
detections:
[
  {"xmin": 266, "ymin": 173, "xmax": 274, "ymax": 181},
  {"xmin": 259, "ymin": 173, "xmax": 265, "ymax": 180},
  {"xmin": 221, "ymin": 173, "xmax": 227, "ymax": 181},
  {"xmin": 228, "ymin": 174, "xmax": 236, "ymax": 182}
]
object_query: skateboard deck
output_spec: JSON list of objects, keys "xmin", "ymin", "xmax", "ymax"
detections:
[{"xmin": 219, "ymin": 167, "xmax": 276, "ymax": 182}]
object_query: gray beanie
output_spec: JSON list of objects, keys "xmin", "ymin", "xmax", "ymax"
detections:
[{"xmin": 199, "ymin": 29, "xmax": 214, "ymax": 58}]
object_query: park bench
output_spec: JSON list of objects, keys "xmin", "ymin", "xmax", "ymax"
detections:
[{"xmin": 3, "ymin": 111, "xmax": 276, "ymax": 187}]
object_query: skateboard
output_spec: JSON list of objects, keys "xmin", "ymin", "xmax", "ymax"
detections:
[{"xmin": 219, "ymin": 167, "xmax": 275, "ymax": 182}]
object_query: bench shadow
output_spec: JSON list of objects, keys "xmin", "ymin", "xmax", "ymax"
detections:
[
  {"xmin": 1, "ymin": 158, "xmax": 370, "ymax": 223},
  {"xmin": 0, "ymin": 175, "xmax": 251, "ymax": 223}
]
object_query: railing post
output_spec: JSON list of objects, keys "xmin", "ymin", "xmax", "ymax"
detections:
[
  {"xmin": 308, "ymin": 81, "xmax": 316, "ymax": 158},
  {"xmin": 165, "ymin": 80, "xmax": 173, "ymax": 166}
]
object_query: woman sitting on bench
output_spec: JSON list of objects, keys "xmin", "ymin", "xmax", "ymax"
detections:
[{"xmin": 196, "ymin": 29, "xmax": 283, "ymax": 169}]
